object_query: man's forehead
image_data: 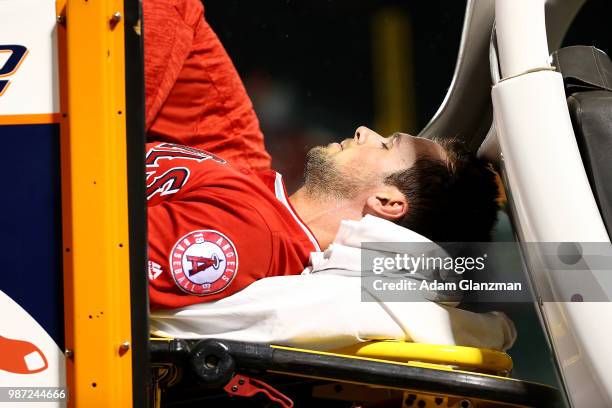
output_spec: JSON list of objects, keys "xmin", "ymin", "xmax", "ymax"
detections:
[{"xmin": 397, "ymin": 134, "xmax": 448, "ymax": 162}]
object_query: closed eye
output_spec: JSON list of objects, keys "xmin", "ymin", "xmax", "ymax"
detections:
[{"xmin": 381, "ymin": 141, "xmax": 390, "ymax": 150}]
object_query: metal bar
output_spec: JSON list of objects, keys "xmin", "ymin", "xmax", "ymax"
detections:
[
  {"xmin": 61, "ymin": 0, "xmax": 133, "ymax": 405},
  {"xmin": 122, "ymin": 0, "xmax": 149, "ymax": 406},
  {"xmin": 176, "ymin": 339, "xmax": 559, "ymax": 407}
]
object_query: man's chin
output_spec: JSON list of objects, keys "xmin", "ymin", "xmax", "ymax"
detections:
[
  {"xmin": 307, "ymin": 145, "xmax": 331, "ymax": 157},
  {"xmin": 327, "ymin": 142, "xmax": 342, "ymax": 151}
]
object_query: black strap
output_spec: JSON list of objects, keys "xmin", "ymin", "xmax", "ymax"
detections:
[{"xmin": 552, "ymin": 46, "xmax": 612, "ymax": 93}]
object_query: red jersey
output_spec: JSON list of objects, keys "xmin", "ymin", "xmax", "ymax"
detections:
[
  {"xmin": 143, "ymin": 0, "xmax": 320, "ymax": 309},
  {"xmin": 146, "ymin": 142, "xmax": 320, "ymax": 309},
  {"xmin": 142, "ymin": 0, "xmax": 271, "ymax": 171}
]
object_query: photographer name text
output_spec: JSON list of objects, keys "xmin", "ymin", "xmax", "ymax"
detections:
[{"xmin": 371, "ymin": 279, "xmax": 522, "ymax": 292}]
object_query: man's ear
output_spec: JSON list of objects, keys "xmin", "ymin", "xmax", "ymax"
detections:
[{"xmin": 363, "ymin": 186, "xmax": 408, "ymax": 221}]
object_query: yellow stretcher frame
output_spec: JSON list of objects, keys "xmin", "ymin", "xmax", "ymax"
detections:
[
  {"xmin": 57, "ymin": 0, "xmax": 148, "ymax": 406},
  {"xmin": 332, "ymin": 340, "xmax": 513, "ymax": 375},
  {"xmin": 150, "ymin": 337, "xmax": 560, "ymax": 408}
]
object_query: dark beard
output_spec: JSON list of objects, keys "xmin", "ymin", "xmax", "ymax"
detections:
[{"xmin": 302, "ymin": 146, "xmax": 369, "ymax": 200}]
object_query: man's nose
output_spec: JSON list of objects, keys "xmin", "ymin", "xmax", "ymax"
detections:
[{"xmin": 354, "ymin": 126, "xmax": 380, "ymax": 145}]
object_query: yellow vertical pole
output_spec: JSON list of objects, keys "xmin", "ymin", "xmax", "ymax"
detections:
[
  {"xmin": 371, "ymin": 8, "xmax": 417, "ymax": 135},
  {"xmin": 59, "ymin": 0, "xmax": 133, "ymax": 406}
]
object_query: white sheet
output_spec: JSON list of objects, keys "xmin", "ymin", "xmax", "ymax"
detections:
[{"xmin": 151, "ymin": 216, "xmax": 516, "ymax": 351}]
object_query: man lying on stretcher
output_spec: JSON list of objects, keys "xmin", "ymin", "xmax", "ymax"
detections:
[
  {"xmin": 145, "ymin": 0, "xmax": 499, "ymax": 311},
  {"xmin": 144, "ymin": 0, "xmax": 515, "ymax": 351}
]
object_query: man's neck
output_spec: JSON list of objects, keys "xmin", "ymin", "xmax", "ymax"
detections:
[{"xmin": 289, "ymin": 188, "xmax": 363, "ymax": 250}]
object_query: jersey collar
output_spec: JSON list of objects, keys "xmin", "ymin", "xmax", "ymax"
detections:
[{"xmin": 273, "ymin": 172, "xmax": 321, "ymax": 252}]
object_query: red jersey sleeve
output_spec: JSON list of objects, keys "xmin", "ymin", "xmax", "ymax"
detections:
[
  {"xmin": 145, "ymin": 142, "xmax": 275, "ymax": 309},
  {"xmin": 145, "ymin": 142, "xmax": 318, "ymax": 310},
  {"xmin": 143, "ymin": 0, "xmax": 203, "ymax": 129},
  {"xmin": 143, "ymin": 0, "xmax": 271, "ymax": 171},
  {"xmin": 147, "ymin": 192, "xmax": 274, "ymax": 310}
]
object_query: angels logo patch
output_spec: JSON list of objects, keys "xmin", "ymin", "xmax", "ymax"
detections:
[{"xmin": 170, "ymin": 230, "xmax": 238, "ymax": 296}]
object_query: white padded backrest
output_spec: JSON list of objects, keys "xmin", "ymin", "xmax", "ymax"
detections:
[{"xmin": 419, "ymin": 0, "xmax": 586, "ymax": 156}]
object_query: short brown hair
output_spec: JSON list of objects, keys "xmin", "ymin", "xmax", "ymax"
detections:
[{"xmin": 384, "ymin": 138, "xmax": 499, "ymax": 242}]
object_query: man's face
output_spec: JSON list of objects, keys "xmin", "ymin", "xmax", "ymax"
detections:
[{"xmin": 303, "ymin": 126, "xmax": 447, "ymax": 199}]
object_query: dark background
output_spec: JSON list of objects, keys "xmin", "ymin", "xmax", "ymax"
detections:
[{"xmin": 205, "ymin": 0, "xmax": 611, "ymax": 192}]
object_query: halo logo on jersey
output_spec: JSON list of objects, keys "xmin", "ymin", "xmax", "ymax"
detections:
[{"xmin": 169, "ymin": 230, "xmax": 238, "ymax": 296}]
